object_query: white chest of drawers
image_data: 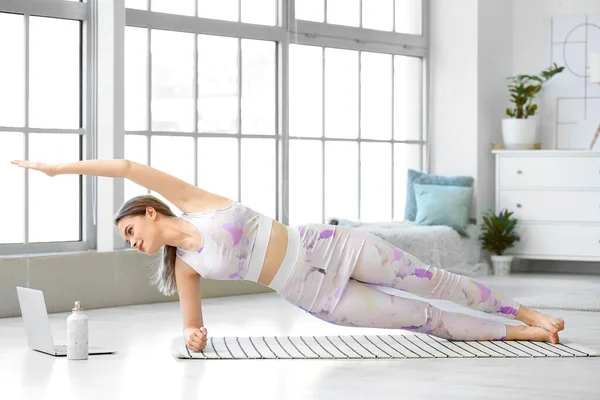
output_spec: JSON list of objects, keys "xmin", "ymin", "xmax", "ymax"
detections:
[{"xmin": 493, "ymin": 150, "xmax": 600, "ymax": 261}]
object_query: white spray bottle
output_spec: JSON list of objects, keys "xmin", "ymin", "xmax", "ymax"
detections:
[{"xmin": 67, "ymin": 301, "xmax": 89, "ymax": 360}]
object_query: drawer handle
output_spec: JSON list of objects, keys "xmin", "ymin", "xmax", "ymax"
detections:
[
  {"xmin": 516, "ymin": 203, "xmax": 522, "ymax": 208},
  {"xmin": 517, "ymin": 170, "xmax": 523, "ymax": 174}
]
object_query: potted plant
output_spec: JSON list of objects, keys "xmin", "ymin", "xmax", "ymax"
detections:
[
  {"xmin": 503, "ymin": 63, "xmax": 564, "ymax": 149},
  {"xmin": 479, "ymin": 209, "xmax": 521, "ymax": 275}
]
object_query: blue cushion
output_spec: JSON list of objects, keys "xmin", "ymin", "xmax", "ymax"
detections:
[
  {"xmin": 404, "ymin": 169, "xmax": 474, "ymax": 221},
  {"xmin": 413, "ymin": 183, "xmax": 473, "ymax": 237}
]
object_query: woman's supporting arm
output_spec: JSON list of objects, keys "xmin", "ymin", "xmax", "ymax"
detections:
[{"xmin": 175, "ymin": 257, "xmax": 207, "ymax": 352}]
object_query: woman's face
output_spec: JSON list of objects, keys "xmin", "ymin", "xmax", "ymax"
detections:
[{"xmin": 117, "ymin": 207, "xmax": 162, "ymax": 255}]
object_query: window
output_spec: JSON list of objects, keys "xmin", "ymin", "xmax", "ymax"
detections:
[
  {"xmin": 125, "ymin": 11, "xmax": 279, "ymax": 219},
  {"xmin": 288, "ymin": 0, "xmax": 427, "ymax": 224},
  {"xmin": 126, "ymin": 0, "xmax": 278, "ymax": 25},
  {"xmin": 1, "ymin": 0, "xmax": 427, "ymax": 255},
  {"xmin": 295, "ymin": 0, "xmax": 422, "ymax": 34},
  {"xmin": 125, "ymin": 0, "xmax": 427, "ymax": 226},
  {"xmin": 0, "ymin": 0, "xmax": 90, "ymax": 255},
  {"xmin": 289, "ymin": 46, "xmax": 424, "ymax": 224}
]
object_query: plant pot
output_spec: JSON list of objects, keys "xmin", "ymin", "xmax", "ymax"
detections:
[
  {"xmin": 502, "ymin": 118, "xmax": 538, "ymax": 149},
  {"xmin": 491, "ymin": 255, "xmax": 513, "ymax": 275}
]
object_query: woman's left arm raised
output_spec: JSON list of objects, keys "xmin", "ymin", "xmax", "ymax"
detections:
[{"xmin": 11, "ymin": 159, "xmax": 214, "ymax": 213}]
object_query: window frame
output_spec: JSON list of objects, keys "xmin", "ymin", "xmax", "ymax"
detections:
[
  {"xmin": 290, "ymin": 0, "xmax": 428, "ymax": 50},
  {"xmin": 0, "ymin": 0, "xmax": 429, "ymax": 255},
  {"xmin": 0, "ymin": 0, "xmax": 95, "ymax": 256},
  {"xmin": 285, "ymin": 0, "xmax": 429, "ymax": 224},
  {"xmin": 124, "ymin": 6, "xmax": 284, "ymax": 220}
]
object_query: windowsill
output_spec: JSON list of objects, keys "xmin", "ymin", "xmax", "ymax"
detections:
[{"xmin": 0, "ymin": 248, "xmax": 135, "ymax": 260}]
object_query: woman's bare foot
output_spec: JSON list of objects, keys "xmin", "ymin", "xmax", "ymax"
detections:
[
  {"xmin": 515, "ymin": 306, "xmax": 565, "ymax": 334},
  {"xmin": 505, "ymin": 325, "xmax": 560, "ymax": 343}
]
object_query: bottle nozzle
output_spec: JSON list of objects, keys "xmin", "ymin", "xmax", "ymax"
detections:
[{"xmin": 72, "ymin": 301, "xmax": 83, "ymax": 312}]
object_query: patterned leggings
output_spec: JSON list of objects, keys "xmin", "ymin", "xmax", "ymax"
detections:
[
  {"xmin": 280, "ymin": 224, "xmax": 522, "ymax": 341},
  {"xmin": 327, "ymin": 232, "xmax": 522, "ymax": 341}
]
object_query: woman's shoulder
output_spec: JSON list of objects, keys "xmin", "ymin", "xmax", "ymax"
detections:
[
  {"xmin": 180, "ymin": 191, "xmax": 238, "ymax": 213},
  {"xmin": 182, "ymin": 198, "xmax": 239, "ymax": 215}
]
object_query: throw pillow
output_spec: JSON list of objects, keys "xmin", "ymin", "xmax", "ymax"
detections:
[
  {"xmin": 404, "ymin": 169, "xmax": 474, "ymax": 221},
  {"xmin": 413, "ymin": 183, "xmax": 473, "ymax": 237}
]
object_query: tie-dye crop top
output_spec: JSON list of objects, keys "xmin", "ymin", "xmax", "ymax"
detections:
[{"xmin": 175, "ymin": 201, "xmax": 265, "ymax": 281}]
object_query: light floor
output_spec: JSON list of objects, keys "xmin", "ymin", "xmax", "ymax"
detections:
[{"xmin": 1, "ymin": 273, "xmax": 600, "ymax": 400}]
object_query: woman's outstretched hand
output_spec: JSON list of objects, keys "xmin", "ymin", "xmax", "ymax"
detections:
[
  {"xmin": 184, "ymin": 327, "xmax": 208, "ymax": 352},
  {"xmin": 11, "ymin": 160, "xmax": 58, "ymax": 177}
]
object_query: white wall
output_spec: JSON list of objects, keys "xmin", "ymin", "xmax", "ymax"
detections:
[
  {"xmin": 430, "ymin": 0, "xmax": 512, "ymax": 218},
  {"xmin": 429, "ymin": 0, "xmax": 478, "ymax": 179},
  {"xmin": 476, "ymin": 0, "xmax": 513, "ymax": 217}
]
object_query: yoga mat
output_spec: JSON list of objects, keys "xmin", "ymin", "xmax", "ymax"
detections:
[{"xmin": 171, "ymin": 334, "xmax": 599, "ymax": 359}]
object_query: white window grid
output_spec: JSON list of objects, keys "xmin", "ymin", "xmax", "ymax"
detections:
[
  {"xmin": 125, "ymin": 0, "xmax": 430, "ymax": 226},
  {"xmin": 0, "ymin": 0, "xmax": 94, "ymax": 256},
  {"xmin": 0, "ymin": 0, "xmax": 429, "ymax": 255}
]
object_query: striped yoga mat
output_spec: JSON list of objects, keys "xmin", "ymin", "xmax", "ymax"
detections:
[{"xmin": 171, "ymin": 334, "xmax": 599, "ymax": 359}]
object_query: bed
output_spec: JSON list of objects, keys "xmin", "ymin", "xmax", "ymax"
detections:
[{"xmin": 328, "ymin": 218, "xmax": 491, "ymax": 277}]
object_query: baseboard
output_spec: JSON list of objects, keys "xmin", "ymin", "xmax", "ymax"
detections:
[
  {"xmin": 512, "ymin": 259, "xmax": 600, "ymax": 275},
  {"xmin": 0, "ymin": 250, "xmax": 273, "ymax": 319}
]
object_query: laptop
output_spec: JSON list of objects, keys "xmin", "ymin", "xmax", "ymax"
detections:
[{"xmin": 16, "ymin": 286, "xmax": 116, "ymax": 357}]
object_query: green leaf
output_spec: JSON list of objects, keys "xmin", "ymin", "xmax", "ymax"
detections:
[
  {"xmin": 508, "ymin": 65, "xmax": 564, "ymax": 113},
  {"xmin": 478, "ymin": 209, "xmax": 520, "ymax": 255}
]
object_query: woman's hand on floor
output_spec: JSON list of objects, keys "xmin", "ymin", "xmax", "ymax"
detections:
[{"xmin": 184, "ymin": 327, "xmax": 207, "ymax": 352}]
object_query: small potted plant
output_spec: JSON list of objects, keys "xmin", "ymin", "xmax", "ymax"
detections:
[
  {"xmin": 479, "ymin": 209, "xmax": 521, "ymax": 275},
  {"xmin": 503, "ymin": 63, "xmax": 564, "ymax": 148}
]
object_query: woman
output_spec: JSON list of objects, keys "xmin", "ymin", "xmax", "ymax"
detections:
[{"xmin": 12, "ymin": 159, "xmax": 564, "ymax": 352}]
